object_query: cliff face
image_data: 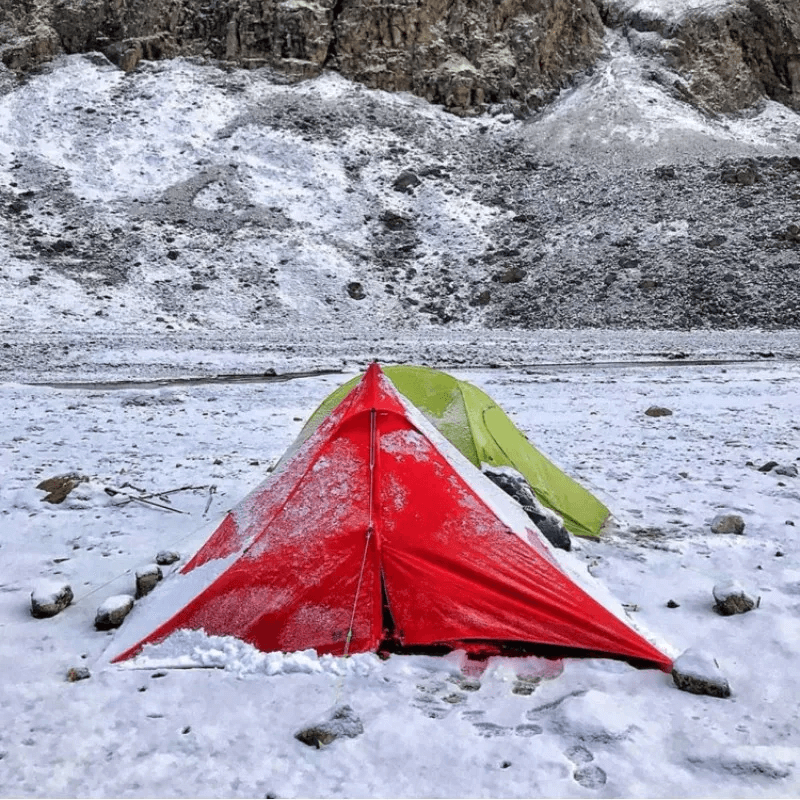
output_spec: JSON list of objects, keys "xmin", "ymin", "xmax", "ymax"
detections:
[
  {"xmin": 597, "ymin": 0, "xmax": 800, "ymax": 114},
  {"xmin": 0, "ymin": 0, "xmax": 604, "ymax": 114}
]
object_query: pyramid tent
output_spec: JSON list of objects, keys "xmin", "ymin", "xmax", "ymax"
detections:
[
  {"xmin": 281, "ymin": 365, "xmax": 609, "ymax": 539},
  {"xmin": 111, "ymin": 364, "xmax": 671, "ymax": 671}
]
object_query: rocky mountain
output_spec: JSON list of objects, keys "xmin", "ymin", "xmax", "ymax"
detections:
[
  {"xmin": 2, "ymin": 0, "xmax": 800, "ymax": 117},
  {"xmin": 1, "ymin": 0, "xmax": 800, "ymax": 344}
]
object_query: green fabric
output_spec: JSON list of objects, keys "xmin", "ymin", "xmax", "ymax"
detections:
[{"xmin": 288, "ymin": 365, "xmax": 609, "ymax": 538}]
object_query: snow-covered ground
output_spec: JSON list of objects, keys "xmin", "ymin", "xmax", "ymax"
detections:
[
  {"xmin": 2, "ymin": 8, "xmax": 800, "ymax": 794},
  {"xmin": 2, "ymin": 356, "xmax": 799, "ymax": 797}
]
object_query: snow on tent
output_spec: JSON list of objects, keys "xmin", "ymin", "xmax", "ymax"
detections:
[
  {"xmin": 110, "ymin": 364, "xmax": 671, "ymax": 671},
  {"xmin": 280, "ymin": 364, "xmax": 609, "ymax": 539}
]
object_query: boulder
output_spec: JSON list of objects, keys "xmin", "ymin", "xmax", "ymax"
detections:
[
  {"xmin": 30, "ymin": 580, "xmax": 73, "ymax": 618},
  {"xmin": 66, "ymin": 666, "xmax": 91, "ymax": 682},
  {"xmin": 135, "ymin": 564, "xmax": 163, "ymax": 599},
  {"xmin": 713, "ymin": 580, "xmax": 756, "ymax": 616},
  {"xmin": 711, "ymin": 514, "xmax": 745, "ymax": 535},
  {"xmin": 294, "ymin": 704, "xmax": 364, "ymax": 748},
  {"xmin": 95, "ymin": 594, "xmax": 135, "ymax": 630},
  {"xmin": 482, "ymin": 464, "xmax": 571, "ymax": 551},
  {"xmin": 671, "ymin": 649, "xmax": 731, "ymax": 698}
]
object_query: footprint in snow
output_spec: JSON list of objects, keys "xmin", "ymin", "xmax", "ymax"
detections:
[{"xmin": 566, "ymin": 745, "xmax": 607, "ymax": 789}]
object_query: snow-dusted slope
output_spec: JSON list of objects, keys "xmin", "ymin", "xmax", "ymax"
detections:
[{"xmin": 2, "ymin": 34, "xmax": 800, "ymax": 341}]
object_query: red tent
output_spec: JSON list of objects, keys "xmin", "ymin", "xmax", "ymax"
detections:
[{"xmin": 112, "ymin": 364, "xmax": 672, "ymax": 671}]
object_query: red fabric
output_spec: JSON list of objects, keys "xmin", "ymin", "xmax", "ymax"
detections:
[{"xmin": 115, "ymin": 364, "xmax": 672, "ymax": 671}]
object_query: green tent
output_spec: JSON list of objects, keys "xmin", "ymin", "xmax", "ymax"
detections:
[{"xmin": 288, "ymin": 365, "xmax": 609, "ymax": 538}]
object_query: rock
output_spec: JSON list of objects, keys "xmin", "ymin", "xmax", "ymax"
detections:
[
  {"xmin": 0, "ymin": 0, "xmax": 604, "ymax": 115},
  {"xmin": 135, "ymin": 564, "xmax": 163, "ymax": 599},
  {"xmin": 758, "ymin": 460, "xmax": 779, "ymax": 472},
  {"xmin": 666, "ymin": 599, "xmax": 680, "ymax": 608},
  {"xmin": 721, "ymin": 165, "xmax": 760, "ymax": 186},
  {"xmin": 294, "ymin": 704, "xmax": 364, "ymax": 748},
  {"xmin": 671, "ymin": 649, "xmax": 731, "ymax": 698},
  {"xmin": 95, "ymin": 594, "xmax": 135, "ymax": 630},
  {"xmin": 482, "ymin": 464, "xmax": 571, "ymax": 551},
  {"xmin": 36, "ymin": 473, "xmax": 87, "ymax": 504},
  {"xmin": 380, "ymin": 210, "xmax": 411, "ymax": 231},
  {"xmin": 710, "ymin": 513, "xmax": 745, "ymax": 535},
  {"xmin": 30, "ymin": 580, "xmax": 73, "ymax": 618},
  {"xmin": 774, "ymin": 464, "xmax": 798, "ymax": 478},
  {"xmin": 155, "ymin": 550, "xmax": 180, "ymax": 566},
  {"xmin": 601, "ymin": 0, "xmax": 800, "ymax": 114},
  {"xmin": 493, "ymin": 265, "xmax": 527, "ymax": 284},
  {"xmin": 393, "ymin": 171, "xmax": 422, "ymax": 194},
  {"xmin": 713, "ymin": 579, "xmax": 756, "ymax": 615},
  {"xmin": 66, "ymin": 666, "xmax": 91, "ymax": 682},
  {"xmin": 346, "ymin": 281, "xmax": 365, "ymax": 300},
  {"xmin": 644, "ymin": 406, "xmax": 672, "ymax": 417}
]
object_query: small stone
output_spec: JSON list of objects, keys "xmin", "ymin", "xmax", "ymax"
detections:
[
  {"xmin": 294, "ymin": 704, "xmax": 364, "ymax": 748},
  {"xmin": 95, "ymin": 594, "xmax": 135, "ymax": 630},
  {"xmin": 758, "ymin": 460, "xmax": 779, "ymax": 472},
  {"xmin": 66, "ymin": 666, "xmax": 91, "ymax": 682},
  {"xmin": 135, "ymin": 564, "xmax": 163, "ymax": 598},
  {"xmin": 713, "ymin": 579, "xmax": 756, "ymax": 615},
  {"xmin": 666, "ymin": 599, "xmax": 680, "ymax": 608},
  {"xmin": 155, "ymin": 550, "xmax": 180, "ymax": 566},
  {"xmin": 645, "ymin": 406, "xmax": 673, "ymax": 417},
  {"xmin": 711, "ymin": 514, "xmax": 745, "ymax": 535},
  {"xmin": 346, "ymin": 281, "xmax": 365, "ymax": 300},
  {"xmin": 672, "ymin": 649, "xmax": 731, "ymax": 698},
  {"xmin": 31, "ymin": 580, "xmax": 73, "ymax": 618}
]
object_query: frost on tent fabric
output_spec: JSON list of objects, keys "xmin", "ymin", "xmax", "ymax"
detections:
[
  {"xmin": 277, "ymin": 364, "xmax": 610, "ymax": 539},
  {"xmin": 109, "ymin": 363, "xmax": 672, "ymax": 672}
]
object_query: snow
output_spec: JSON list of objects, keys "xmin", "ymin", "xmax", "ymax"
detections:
[
  {"xmin": 30, "ymin": 579, "xmax": 72, "ymax": 607},
  {"xmin": 3, "ymin": 15, "xmax": 800, "ymax": 794},
  {"xmin": 3, "ymin": 356, "xmax": 800, "ymax": 796},
  {"xmin": 97, "ymin": 594, "xmax": 135, "ymax": 616}
]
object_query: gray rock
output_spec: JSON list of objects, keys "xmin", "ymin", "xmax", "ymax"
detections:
[
  {"xmin": 774, "ymin": 464, "xmax": 798, "ymax": 478},
  {"xmin": 135, "ymin": 564, "xmax": 163, "ymax": 599},
  {"xmin": 393, "ymin": 171, "xmax": 422, "ymax": 194},
  {"xmin": 346, "ymin": 281, "xmax": 366, "ymax": 300},
  {"xmin": 0, "ymin": 0, "xmax": 604, "ymax": 116},
  {"xmin": 645, "ymin": 406, "xmax": 673, "ymax": 417},
  {"xmin": 711, "ymin": 513, "xmax": 745, "ymax": 535},
  {"xmin": 66, "ymin": 666, "xmax": 91, "ymax": 682},
  {"xmin": 672, "ymin": 649, "xmax": 731, "ymax": 698},
  {"xmin": 295, "ymin": 704, "xmax": 364, "ymax": 748},
  {"xmin": 713, "ymin": 579, "xmax": 756, "ymax": 615},
  {"xmin": 95, "ymin": 594, "xmax": 135, "ymax": 630},
  {"xmin": 155, "ymin": 550, "xmax": 180, "ymax": 566},
  {"xmin": 30, "ymin": 581, "xmax": 73, "ymax": 618},
  {"xmin": 482, "ymin": 464, "xmax": 571, "ymax": 551}
]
